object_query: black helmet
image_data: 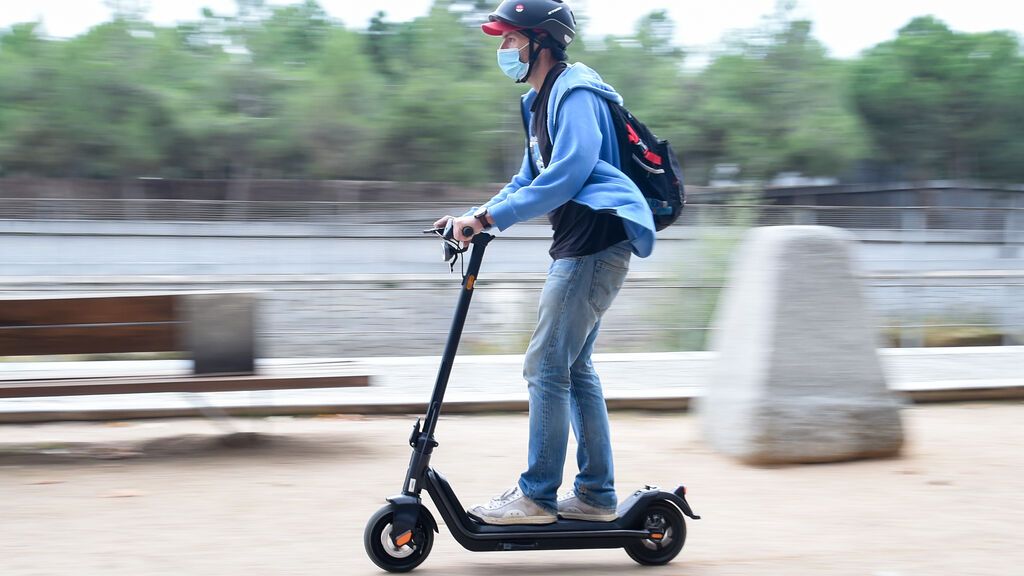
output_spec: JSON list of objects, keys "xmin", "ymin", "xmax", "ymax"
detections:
[{"xmin": 481, "ymin": 0, "xmax": 577, "ymax": 49}]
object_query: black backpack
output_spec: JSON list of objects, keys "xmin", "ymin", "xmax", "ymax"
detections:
[
  {"xmin": 606, "ymin": 102, "xmax": 686, "ymax": 231},
  {"xmin": 522, "ymin": 99, "xmax": 686, "ymax": 231}
]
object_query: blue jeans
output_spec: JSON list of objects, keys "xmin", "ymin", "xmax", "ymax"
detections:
[{"xmin": 517, "ymin": 240, "xmax": 632, "ymax": 514}]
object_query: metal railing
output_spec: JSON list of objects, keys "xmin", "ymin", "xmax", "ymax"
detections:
[{"xmin": 1, "ymin": 197, "xmax": 1023, "ymax": 233}]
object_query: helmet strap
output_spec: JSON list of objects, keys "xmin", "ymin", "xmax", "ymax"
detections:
[{"xmin": 517, "ymin": 31, "xmax": 543, "ymax": 84}]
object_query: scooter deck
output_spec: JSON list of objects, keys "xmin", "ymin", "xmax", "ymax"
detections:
[
  {"xmin": 463, "ymin": 484, "xmax": 659, "ymax": 534},
  {"xmin": 424, "ymin": 469, "xmax": 693, "ymax": 551}
]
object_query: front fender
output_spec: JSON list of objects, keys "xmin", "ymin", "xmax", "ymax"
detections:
[{"xmin": 386, "ymin": 495, "xmax": 440, "ymax": 535}]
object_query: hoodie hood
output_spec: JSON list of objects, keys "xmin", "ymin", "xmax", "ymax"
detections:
[
  {"xmin": 523, "ymin": 63, "xmax": 623, "ymax": 135},
  {"xmin": 551, "ymin": 62, "xmax": 624, "ymax": 110}
]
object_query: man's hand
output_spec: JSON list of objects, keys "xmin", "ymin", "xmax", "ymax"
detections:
[
  {"xmin": 453, "ymin": 215, "xmax": 481, "ymax": 244},
  {"xmin": 433, "ymin": 210, "xmax": 492, "ymax": 245}
]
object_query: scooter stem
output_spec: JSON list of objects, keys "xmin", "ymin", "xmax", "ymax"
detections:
[{"xmin": 422, "ymin": 232, "xmax": 493, "ymax": 439}]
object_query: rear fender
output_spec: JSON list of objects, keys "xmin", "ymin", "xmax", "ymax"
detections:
[{"xmin": 669, "ymin": 486, "xmax": 701, "ymax": 520}]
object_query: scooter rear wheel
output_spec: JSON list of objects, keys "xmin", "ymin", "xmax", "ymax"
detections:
[
  {"xmin": 364, "ymin": 505, "xmax": 434, "ymax": 573},
  {"xmin": 624, "ymin": 501, "xmax": 687, "ymax": 566}
]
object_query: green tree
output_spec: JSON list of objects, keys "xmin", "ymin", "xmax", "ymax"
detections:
[
  {"xmin": 678, "ymin": 11, "xmax": 867, "ymax": 184},
  {"xmin": 852, "ymin": 16, "xmax": 1024, "ymax": 180},
  {"xmin": 1, "ymin": 1, "xmax": 1021, "ymax": 185},
  {"xmin": 1, "ymin": 20, "xmax": 180, "ymax": 177},
  {"xmin": 287, "ymin": 26, "xmax": 384, "ymax": 179},
  {"xmin": 574, "ymin": 10, "xmax": 685, "ymax": 120},
  {"xmin": 242, "ymin": 0, "xmax": 331, "ymax": 67},
  {"xmin": 372, "ymin": 1, "xmax": 512, "ymax": 182}
]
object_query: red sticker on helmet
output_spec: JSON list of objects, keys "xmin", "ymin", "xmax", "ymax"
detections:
[{"xmin": 515, "ymin": 4, "xmax": 525, "ymax": 12}]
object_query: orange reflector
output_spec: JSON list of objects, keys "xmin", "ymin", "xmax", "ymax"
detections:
[
  {"xmin": 466, "ymin": 275, "xmax": 476, "ymax": 291},
  {"xmin": 395, "ymin": 530, "xmax": 413, "ymax": 547},
  {"xmin": 650, "ymin": 533, "xmax": 664, "ymax": 540}
]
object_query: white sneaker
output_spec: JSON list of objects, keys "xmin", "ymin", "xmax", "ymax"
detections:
[
  {"xmin": 467, "ymin": 486, "xmax": 557, "ymax": 525},
  {"xmin": 557, "ymin": 489, "xmax": 618, "ymax": 521}
]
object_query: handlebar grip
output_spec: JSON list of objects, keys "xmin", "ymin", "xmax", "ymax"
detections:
[{"xmin": 462, "ymin": 226, "xmax": 475, "ymax": 239}]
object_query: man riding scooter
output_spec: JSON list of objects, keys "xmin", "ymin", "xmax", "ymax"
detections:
[{"xmin": 434, "ymin": 0, "xmax": 657, "ymax": 525}]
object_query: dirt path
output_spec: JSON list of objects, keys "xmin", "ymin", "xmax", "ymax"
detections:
[{"xmin": 1, "ymin": 403, "xmax": 1021, "ymax": 576}]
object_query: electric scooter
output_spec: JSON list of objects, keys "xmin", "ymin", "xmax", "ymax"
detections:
[{"xmin": 363, "ymin": 223, "xmax": 700, "ymax": 572}]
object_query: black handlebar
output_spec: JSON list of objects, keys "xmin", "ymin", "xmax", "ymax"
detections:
[
  {"xmin": 420, "ymin": 225, "xmax": 475, "ymax": 240},
  {"xmin": 423, "ymin": 223, "xmax": 494, "ymax": 266}
]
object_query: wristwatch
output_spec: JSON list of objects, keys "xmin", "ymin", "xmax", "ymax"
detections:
[{"xmin": 473, "ymin": 207, "xmax": 492, "ymax": 230}]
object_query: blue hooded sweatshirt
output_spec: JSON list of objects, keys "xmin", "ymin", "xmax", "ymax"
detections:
[{"xmin": 475, "ymin": 63, "xmax": 657, "ymax": 258}]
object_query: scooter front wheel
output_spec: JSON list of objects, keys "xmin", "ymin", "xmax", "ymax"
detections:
[
  {"xmin": 624, "ymin": 500, "xmax": 687, "ymax": 566},
  {"xmin": 363, "ymin": 505, "xmax": 434, "ymax": 573}
]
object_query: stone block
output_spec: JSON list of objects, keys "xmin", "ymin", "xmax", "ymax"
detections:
[{"xmin": 701, "ymin": 226, "xmax": 904, "ymax": 464}]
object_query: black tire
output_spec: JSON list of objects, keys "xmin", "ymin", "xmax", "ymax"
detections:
[
  {"xmin": 624, "ymin": 501, "xmax": 687, "ymax": 566},
  {"xmin": 363, "ymin": 505, "xmax": 434, "ymax": 573}
]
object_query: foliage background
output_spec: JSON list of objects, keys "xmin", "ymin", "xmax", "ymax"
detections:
[{"xmin": 1, "ymin": 0, "xmax": 1022, "ymax": 184}]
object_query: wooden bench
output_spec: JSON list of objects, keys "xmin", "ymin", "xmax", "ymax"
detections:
[{"xmin": 0, "ymin": 294, "xmax": 368, "ymax": 399}]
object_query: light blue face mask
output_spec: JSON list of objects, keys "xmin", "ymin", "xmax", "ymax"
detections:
[{"xmin": 497, "ymin": 45, "xmax": 529, "ymax": 82}]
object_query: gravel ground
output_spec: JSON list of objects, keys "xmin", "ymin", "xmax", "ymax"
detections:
[{"xmin": 1, "ymin": 402, "xmax": 1022, "ymax": 576}]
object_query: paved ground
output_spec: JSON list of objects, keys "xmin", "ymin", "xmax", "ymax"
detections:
[
  {"xmin": 1, "ymin": 402, "xmax": 1022, "ymax": 575},
  {"xmin": 2, "ymin": 347, "xmax": 1021, "ymax": 420}
]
